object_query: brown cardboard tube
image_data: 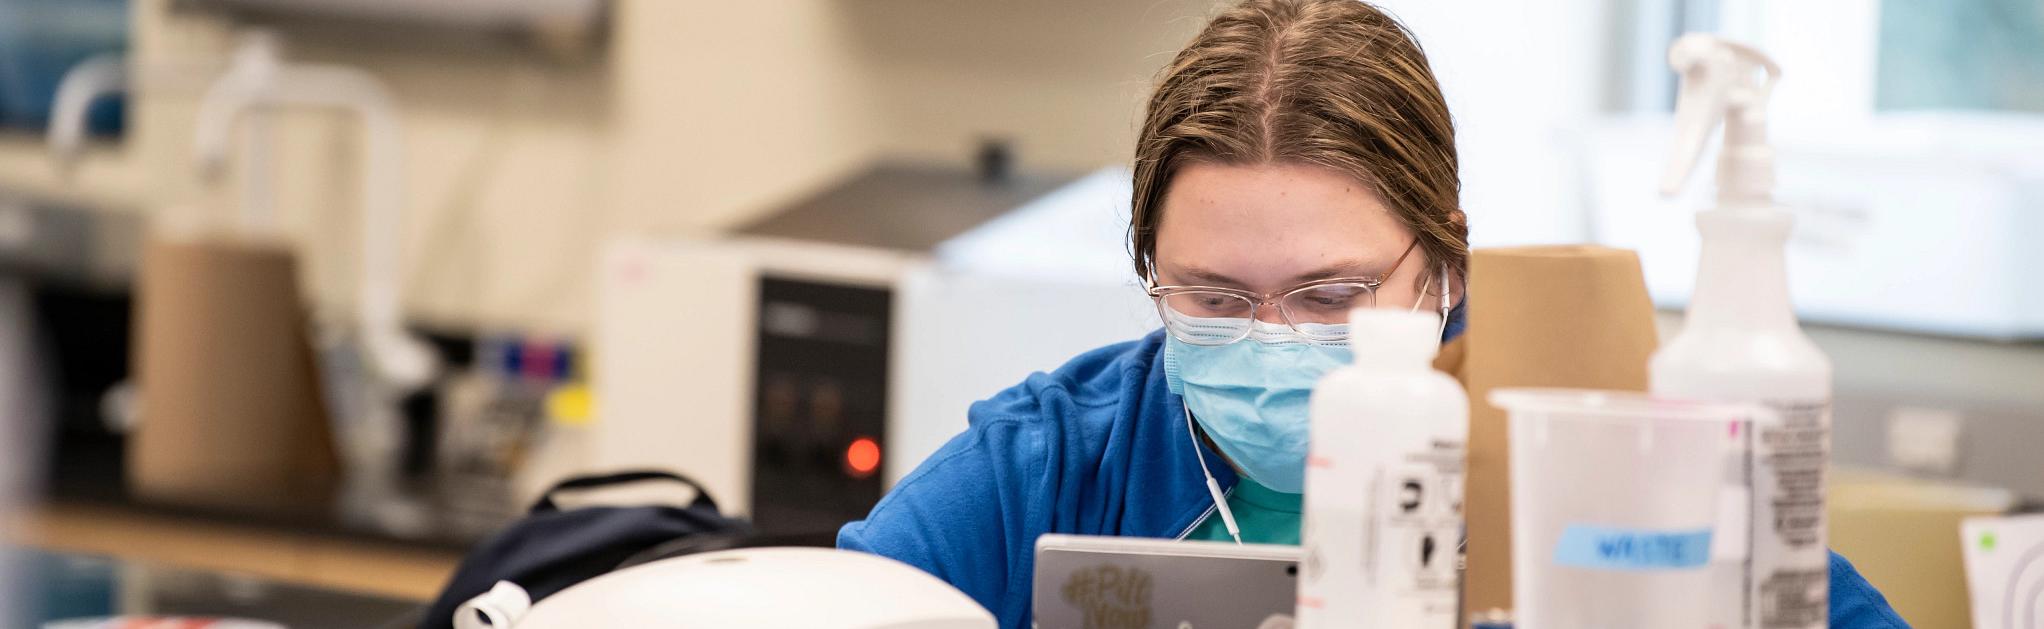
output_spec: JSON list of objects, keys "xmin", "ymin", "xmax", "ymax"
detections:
[
  {"xmin": 1456, "ymin": 245, "xmax": 1660, "ymax": 616},
  {"xmin": 130, "ymin": 236, "xmax": 338, "ymax": 515}
]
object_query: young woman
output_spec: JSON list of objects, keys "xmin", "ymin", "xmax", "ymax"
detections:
[{"xmin": 840, "ymin": 1, "xmax": 1906, "ymax": 627}]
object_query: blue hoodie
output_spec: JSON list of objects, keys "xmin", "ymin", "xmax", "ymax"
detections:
[{"xmin": 839, "ymin": 329, "xmax": 1908, "ymax": 629}]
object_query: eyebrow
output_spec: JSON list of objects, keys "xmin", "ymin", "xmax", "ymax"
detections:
[{"xmin": 1171, "ymin": 259, "xmax": 1377, "ymax": 288}]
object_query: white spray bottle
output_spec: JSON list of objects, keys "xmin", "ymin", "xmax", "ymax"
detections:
[
  {"xmin": 1297, "ymin": 309, "xmax": 1467, "ymax": 629},
  {"xmin": 1652, "ymin": 34, "xmax": 1832, "ymax": 629}
]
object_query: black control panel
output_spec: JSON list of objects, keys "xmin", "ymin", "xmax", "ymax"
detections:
[{"xmin": 750, "ymin": 277, "xmax": 891, "ymax": 536}]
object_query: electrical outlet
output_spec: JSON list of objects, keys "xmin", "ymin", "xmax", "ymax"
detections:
[{"xmin": 1887, "ymin": 406, "xmax": 1964, "ymax": 475}]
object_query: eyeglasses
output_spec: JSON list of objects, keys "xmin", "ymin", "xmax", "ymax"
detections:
[{"xmin": 1146, "ymin": 241, "xmax": 1420, "ymax": 346}]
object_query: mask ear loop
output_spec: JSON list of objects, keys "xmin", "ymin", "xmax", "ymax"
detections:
[{"xmin": 1185, "ymin": 405, "xmax": 1242, "ymax": 544}]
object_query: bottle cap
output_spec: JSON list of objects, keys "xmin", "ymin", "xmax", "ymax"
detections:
[{"xmin": 1345, "ymin": 308, "xmax": 1440, "ymax": 364}]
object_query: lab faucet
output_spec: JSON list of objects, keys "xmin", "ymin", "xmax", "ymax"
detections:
[
  {"xmin": 46, "ymin": 53, "xmax": 126, "ymax": 176},
  {"xmin": 47, "ymin": 32, "xmax": 437, "ymax": 395},
  {"xmin": 192, "ymin": 32, "xmax": 438, "ymax": 394},
  {"xmin": 48, "ymin": 46, "xmax": 275, "ymax": 229}
]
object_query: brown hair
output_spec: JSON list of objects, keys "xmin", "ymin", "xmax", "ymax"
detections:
[{"xmin": 1131, "ymin": 0, "xmax": 1465, "ymax": 289}]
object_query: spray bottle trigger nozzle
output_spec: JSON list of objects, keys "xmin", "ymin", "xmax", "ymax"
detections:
[{"xmin": 1658, "ymin": 34, "xmax": 1782, "ymax": 202}]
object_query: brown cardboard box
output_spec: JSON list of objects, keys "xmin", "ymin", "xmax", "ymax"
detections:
[
  {"xmin": 1433, "ymin": 246, "xmax": 1662, "ymax": 617},
  {"xmin": 130, "ymin": 236, "xmax": 338, "ymax": 515}
]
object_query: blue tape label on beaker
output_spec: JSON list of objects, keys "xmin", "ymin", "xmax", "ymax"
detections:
[{"xmin": 1553, "ymin": 525, "xmax": 1713, "ymax": 570}]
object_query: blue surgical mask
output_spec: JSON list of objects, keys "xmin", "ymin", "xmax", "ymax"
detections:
[{"xmin": 1163, "ymin": 320, "xmax": 1352, "ymax": 494}]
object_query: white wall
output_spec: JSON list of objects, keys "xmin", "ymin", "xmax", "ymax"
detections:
[
  {"xmin": 1370, "ymin": 0, "xmax": 1625, "ymax": 248},
  {"xmin": 841, "ymin": 0, "xmax": 1217, "ymax": 169},
  {"xmin": 0, "ymin": 0, "xmax": 1218, "ymax": 336}
]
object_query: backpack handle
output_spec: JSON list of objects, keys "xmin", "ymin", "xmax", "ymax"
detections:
[{"xmin": 532, "ymin": 470, "xmax": 719, "ymax": 514}]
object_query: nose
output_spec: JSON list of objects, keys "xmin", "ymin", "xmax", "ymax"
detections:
[{"xmin": 1253, "ymin": 297, "xmax": 1288, "ymax": 325}]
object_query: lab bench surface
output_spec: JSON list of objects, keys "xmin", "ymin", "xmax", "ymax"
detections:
[
  {"xmin": 26, "ymin": 423, "xmax": 515, "ymax": 604},
  {"xmin": 49, "ymin": 429, "xmax": 523, "ymax": 552},
  {"xmin": 5, "ymin": 501, "xmax": 463, "ymax": 602},
  {"xmin": 2, "ymin": 545, "xmax": 424, "ymax": 629}
]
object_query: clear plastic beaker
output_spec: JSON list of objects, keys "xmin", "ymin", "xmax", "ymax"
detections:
[{"xmin": 1493, "ymin": 388, "xmax": 1768, "ymax": 629}]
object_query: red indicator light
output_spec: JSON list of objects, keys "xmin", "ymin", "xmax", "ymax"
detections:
[{"xmin": 846, "ymin": 437, "xmax": 881, "ymax": 478}]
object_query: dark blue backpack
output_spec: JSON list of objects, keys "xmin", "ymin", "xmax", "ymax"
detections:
[{"xmin": 420, "ymin": 470, "xmax": 753, "ymax": 629}]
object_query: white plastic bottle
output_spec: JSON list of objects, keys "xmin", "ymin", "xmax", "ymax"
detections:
[
  {"xmin": 1651, "ymin": 35, "xmax": 1832, "ymax": 629},
  {"xmin": 1297, "ymin": 309, "xmax": 1467, "ymax": 629}
]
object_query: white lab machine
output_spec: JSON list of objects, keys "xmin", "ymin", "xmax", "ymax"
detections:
[
  {"xmin": 1961, "ymin": 514, "xmax": 2044, "ymax": 629},
  {"xmin": 455, "ymin": 547, "xmax": 995, "ymax": 629},
  {"xmin": 1579, "ymin": 0, "xmax": 2044, "ymax": 341},
  {"xmin": 591, "ymin": 164, "xmax": 1159, "ymax": 537},
  {"xmin": 1586, "ymin": 111, "xmax": 2044, "ymax": 340}
]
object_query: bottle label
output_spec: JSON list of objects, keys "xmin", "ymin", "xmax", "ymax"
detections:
[
  {"xmin": 1753, "ymin": 398, "xmax": 1830, "ymax": 629},
  {"xmin": 1554, "ymin": 525, "xmax": 1715, "ymax": 570},
  {"xmin": 1376, "ymin": 443, "xmax": 1465, "ymax": 620},
  {"xmin": 1759, "ymin": 568, "xmax": 1829, "ymax": 628},
  {"xmin": 1299, "ymin": 433, "xmax": 1463, "ymax": 628}
]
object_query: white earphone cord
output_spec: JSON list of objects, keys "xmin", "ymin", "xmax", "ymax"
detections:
[
  {"xmin": 1438, "ymin": 265, "xmax": 1453, "ymax": 337},
  {"xmin": 1410, "ymin": 264, "xmax": 1453, "ymax": 337},
  {"xmin": 1185, "ymin": 405, "xmax": 1243, "ymax": 544}
]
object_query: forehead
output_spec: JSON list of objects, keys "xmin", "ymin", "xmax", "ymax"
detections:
[{"xmin": 1153, "ymin": 161, "xmax": 1407, "ymax": 286}]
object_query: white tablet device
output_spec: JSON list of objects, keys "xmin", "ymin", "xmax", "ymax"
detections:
[{"xmin": 1032, "ymin": 533, "xmax": 1300, "ymax": 628}]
